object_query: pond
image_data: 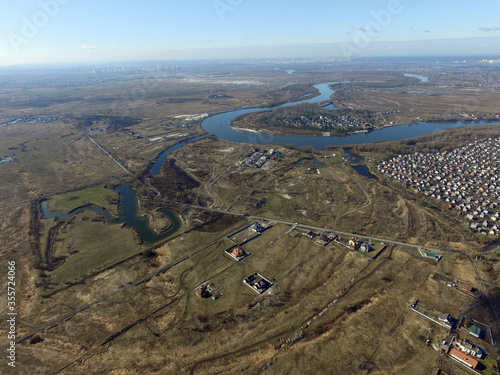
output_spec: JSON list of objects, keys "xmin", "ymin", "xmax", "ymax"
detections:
[{"xmin": 351, "ymin": 165, "xmax": 377, "ymax": 179}]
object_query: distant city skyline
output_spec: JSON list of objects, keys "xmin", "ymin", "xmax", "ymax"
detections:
[{"xmin": 1, "ymin": 0, "xmax": 500, "ymax": 66}]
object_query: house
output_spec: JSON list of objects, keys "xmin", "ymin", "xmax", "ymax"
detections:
[
  {"xmin": 457, "ymin": 339, "xmax": 485, "ymax": 359},
  {"xmin": 360, "ymin": 243, "xmax": 372, "ymax": 252},
  {"xmin": 195, "ymin": 285, "xmax": 210, "ymax": 298},
  {"xmin": 438, "ymin": 313, "xmax": 453, "ymax": 325},
  {"xmin": 461, "ymin": 284, "xmax": 473, "ymax": 293},
  {"xmin": 420, "ymin": 250, "xmax": 442, "ymax": 261},
  {"xmin": 231, "ymin": 248, "xmax": 246, "ymax": 258},
  {"xmin": 251, "ymin": 222, "xmax": 265, "ymax": 233},
  {"xmin": 305, "ymin": 231, "xmax": 317, "ymax": 239},
  {"xmin": 254, "ymin": 279, "xmax": 271, "ymax": 290},
  {"xmin": 349, "ymin": 237, "xmax": 361, "ymax": 248},
  {"xmin": 315, "ymin": 234, "xmax": 331, "ymax": 245},
  {"xmin": 449, "ymin": 348, "xmax": 478, "ymax": 369}
]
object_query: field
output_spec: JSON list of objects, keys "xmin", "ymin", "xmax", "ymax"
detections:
[
  {"xmin": 1, "ymin": 62, "xmax": 500, "ymax": 374},
  {"xmin": 48, "ymin": 187, "xmax": 119, "ymax": 215},
  {"xmin": 41, "ymin": 211, "xmax": 139, "ymax": 294},
  {"xmin": 0, "ymin": 121, "xmax": 127, "ymax": 202}
]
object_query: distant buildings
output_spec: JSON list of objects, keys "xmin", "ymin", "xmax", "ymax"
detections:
[
  {"xmin": 241, "ymin": 147, "xmax": 282, "ymax": 168},
  {"xmin": 378, "ymin": 137, "xmax": 500, "ymax": 235}
]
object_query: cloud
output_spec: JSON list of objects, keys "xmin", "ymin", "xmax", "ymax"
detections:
[
  {"xmin": 479, "ymin": 26, "xmax": 500, "ymax": 32},
  {"xmin": 81, "ymin": 44, "xmax": 96, "ymax": 49},
  {"xmin": 109, "ymin": 45, "xmax": 117, "ymax": 49},
  {"xmin": 354, "ymin": 25, "xmax": 379, "ymax": 34},
  {"xmin": 204, "ymin": 38, "xmax": 213, "ymax": 42}
]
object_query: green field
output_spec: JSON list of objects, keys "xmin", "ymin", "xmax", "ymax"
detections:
[{"xmin": 48, "ymin": 186, "xmax": 119, "ymax": 215}]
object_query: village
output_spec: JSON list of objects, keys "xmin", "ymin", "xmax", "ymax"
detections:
[
  {"xmin": 193, "ymin": 222, "xmax": 391, "ymax": 301},
  {"xmin": 240, "ymin": 147, "xmax": 283, "ymax": 168},
  {"xmin": 411, "ymin": 293, "xmax": 497, "ymax": 374},
  {"xmin": 378, "ymin": 137, "xmax": 500, "ymax": 236},
  {"xmin": 267, "ymin": 112, "xmax": 373, "ymax": 133},
  {"xmin": 189, "ymin": 215, "xmax": 499, "ymax": 374}
]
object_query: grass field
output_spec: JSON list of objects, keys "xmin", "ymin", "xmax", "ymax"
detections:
[
  {"xmin": 0, "ymin": 121, "xmax": 126, "ymax": 202},
  {"xmin": 44, "ymin": 211, "xmax": 138, "ymax": 292},
  {"xmin": 48, "ymin": 187, "xmax": 119, "ymax": 215}
]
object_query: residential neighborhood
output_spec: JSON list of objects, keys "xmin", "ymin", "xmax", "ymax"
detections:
[
  {"xmin": 378, "ymin": 137, "xmax": 500, "ymax": 235},
  {"xmin": 240, "ymin": 147, "xmax": 283, "ymax": 168},
  {"xmin": 267, "ymin": 112, "xmax": 373, "ymax": 132}
]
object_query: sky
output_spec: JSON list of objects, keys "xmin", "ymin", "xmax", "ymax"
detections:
[{"xmin": 1, "ymin": 0, "xmax": 500, "ymax": 65}]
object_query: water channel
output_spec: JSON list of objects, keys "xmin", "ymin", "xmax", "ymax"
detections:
[{"xmin": 40, "ymin": 186, "xmax": 181, "ymax": 244}]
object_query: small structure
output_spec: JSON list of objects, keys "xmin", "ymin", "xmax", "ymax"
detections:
[
  {"xmin": 225, "ymin": 247, "xmax": 250, "ymax": 261},
  {"xmin": 457, "ymin": 339, "xmax": 485, "ymax": 359},
  {"xmin": 419, "ymin": 248, "xmax": 442, "ymax": 261},
  {"xmin": 349, "ymin": 237, "xmax": 361, "ymax": 248},
  {"xmin": 251, "ymin": 222, "xmax": 265, "ymax": 233},
  {"xmin": 360, "ymin": 242, "xmax": 372, "ymax": 252},
  {"xmin": 243, "ymin": 273, "xmax": 273, "ymax": 294},
  {"xmin": 449, "ymin": 348, "xmax": 478, "ymax": 369},
  {"xmin": 467, "ymin": 325, "xmax": 485, "ymax": 339},
  {"xmin": 438, "ymin": 313, "xmax": 453, "ymax": 326},
  {"xmin": 195, "ymin": 284, "xmax": 210, "ymax": 298}
]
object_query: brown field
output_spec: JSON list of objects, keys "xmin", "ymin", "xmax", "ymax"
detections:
[{"xmin": 1, "ymin": 64, "xmax": 500, "ymax": 374}]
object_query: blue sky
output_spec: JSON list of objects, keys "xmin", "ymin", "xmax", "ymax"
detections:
[{"xmin": 1, "ymin": 0, "xmax": 500, "ymax": 65}]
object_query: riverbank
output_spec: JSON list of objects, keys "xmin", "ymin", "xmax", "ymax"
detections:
[{"xmin": 145, "ymin": 209, "xmax": 173, "ymax": 234}]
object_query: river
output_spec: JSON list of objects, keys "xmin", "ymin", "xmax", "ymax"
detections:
[
  {"xmin": 199, "ymin": 81, "xmax": 494, "ymax": 149},
  {"xmin": 40, "ymin": 186, "xmax": 181, "ymax": 244},
  {"xmin": 404, "ymin": 73, "xmax": 429, "ymax": 83}
]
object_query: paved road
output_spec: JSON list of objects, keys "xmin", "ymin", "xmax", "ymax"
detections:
[
  {"xmin": 164, "ymin": 199, "xmax": 500, "ymax": 258},
  {"xmin": 69, "ymin": 118, "xmax": 131, "ymax": 175},
  {"xmin": 85, "ymin": 135, "xmax": 132, "ymax": 175}
]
